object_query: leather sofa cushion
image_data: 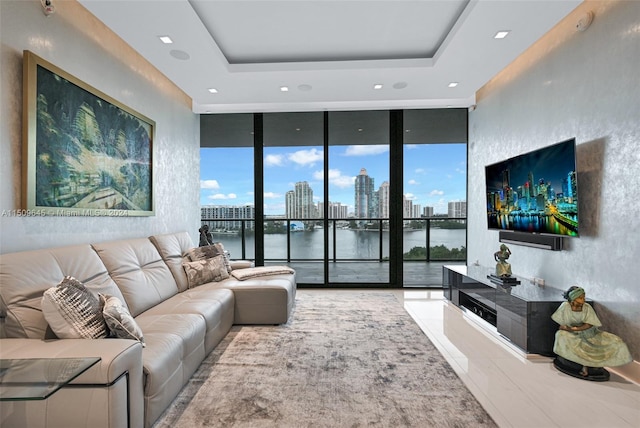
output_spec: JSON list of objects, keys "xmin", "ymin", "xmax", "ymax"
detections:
[
  {"xmin": 135, "ymin": 313, "xmax": 206, "ymax": 426},
  {"xmin": 149, "ymin": 232, "xmax": 193, "ymax": 292},
  {"xmin": 0, "ymin": 245, "xmax": 125, "ymax": 339},
  {"xmin": 92, "ymin": 238, "xmax": 178, "ymax": 317}
]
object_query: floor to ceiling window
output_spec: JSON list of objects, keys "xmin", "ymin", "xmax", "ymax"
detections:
[
  {"xmin": 263, "ymin": 112, "xmax": 325, "ymax": 285},
  {"xmin": 328, "ymin": 111, "xmax": 390, "ymax": 285},
  {"xmin": 200, "ymin": 113, "xmax": 255, "ymax": 260},
  {"xmin": 200, "ymin": 109, "xmax": 467, "ymax": 288},
  {"xmin": 402, "ymin": 109, "xmax": 468, "ymax": 286}
]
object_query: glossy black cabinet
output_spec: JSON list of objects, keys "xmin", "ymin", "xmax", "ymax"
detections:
[{"xmin": 443, "ymin": 265, "xmax": 564, "ymax": 356}]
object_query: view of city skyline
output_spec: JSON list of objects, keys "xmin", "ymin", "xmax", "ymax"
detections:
[{"xmin": 201, "ymin": 144, "xmax": 466, "ymax": 216}]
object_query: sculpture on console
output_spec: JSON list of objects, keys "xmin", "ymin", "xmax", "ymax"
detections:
[
  {"xmin": 551, "ymin": 286, "xmax": 632, "ymax": 381},
  {"xmin": 494, "ymin": 244, "xmax": 512, "ymax": 277}
]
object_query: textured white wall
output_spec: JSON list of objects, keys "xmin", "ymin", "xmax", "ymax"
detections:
[
  {"xmin": 468, "ymin": 0, "xmax": 639, "ymax": 359},
  {"xmin": 0, "ymin": 0, "xmax": 201, "ymax": 252}
]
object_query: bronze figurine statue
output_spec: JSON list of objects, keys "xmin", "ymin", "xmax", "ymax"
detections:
[{"xmin": 494, "ymin": 244, "xmax": 512, "ymax": 277}]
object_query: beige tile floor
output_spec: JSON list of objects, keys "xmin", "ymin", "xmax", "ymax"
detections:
[{"xmin": 397, "ymin": 289, "xmax": 640, "ymax": 428}]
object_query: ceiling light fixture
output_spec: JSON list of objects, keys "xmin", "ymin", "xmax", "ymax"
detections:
[
  {"xmin": 373, "ymin": 84, "xmax": 383, "ymax": 90},
  {"xmin": 448, "ymin": 82, "xmax": 458, "ymax": 88},
  {"xmin": 159, "ymin": 36, "xmax": 173, "ymax": 44},
  {"xmin": 280, "ymin": 86, "xmax": 289, "ymax": 92},
  {"xmin": 208, "ymin": 88, "xmax": 218, "ymax": 94},
  {"xmin": 494, "ymin": 31, "xmax": 510, "ymax": 39}
]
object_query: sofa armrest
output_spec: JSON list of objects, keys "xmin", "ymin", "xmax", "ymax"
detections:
[
  {"xmin": 0, "ymin": 338, "xmax": 144, "ymax": 428},
  {"xmin": 229, "ymin": 260, "xmax": 254, "ymax": 270}
]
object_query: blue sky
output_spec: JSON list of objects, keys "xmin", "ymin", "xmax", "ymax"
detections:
[{"xmin": 201, "ymin": 144, "xmax": 466, "ymax": 215}]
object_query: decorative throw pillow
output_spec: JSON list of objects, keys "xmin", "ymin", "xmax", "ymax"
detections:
[
  {"xmin": 188, "ymin": 245, "xmax": 221, "ymax": 261},
  {"xmin": 214, "ymin": 242, "xmax": 232, "ymax": 273},
  {"xmin": 100, "ymin": 294, "xmax": 145, "ymax": 347},
  {"xmin": 182, "ymin": 254, "xmax": 230, "ymax": 288},
  {"xmin": 41, "ymin": 276, "xmax": 108, "ymax": 339}
]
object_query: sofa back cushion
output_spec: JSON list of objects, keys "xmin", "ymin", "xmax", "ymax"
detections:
[
  {"xmin": 0, "ymin": 245, "xmax": 125, "ymax": 339},
  {"xmin": 92, "ymin": 238, "xmax": 178, "ymax": 317},
  {"xmin": 149, "ymin": 232, "xmax": 193, "ymax": 292}
]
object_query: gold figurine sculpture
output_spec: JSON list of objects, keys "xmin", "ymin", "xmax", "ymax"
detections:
[{"xmin": 494, "ymin": 244, "xmax": 512, "ymax": 277}]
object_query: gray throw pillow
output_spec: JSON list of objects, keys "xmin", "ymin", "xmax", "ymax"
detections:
[
  {"xmin": 101, "ymin": 294, "xmax": 145, "ymax": 347},
  {"xmin": 188, "ymin": 245, "xmax": 220, "ymax": 261},
  {"xmin": 183, "ymin": 254, "xmax": 230, "ymax": 288},
  {"xmin": 41, "ymin": 276, "xmax": 108, "ymax": 339}
]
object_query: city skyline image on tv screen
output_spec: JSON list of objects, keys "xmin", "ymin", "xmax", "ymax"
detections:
[{"xmin": 485, "ymin": 138, "xmax": 579, "ymax": 237}]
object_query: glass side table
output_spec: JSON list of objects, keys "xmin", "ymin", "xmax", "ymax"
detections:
[{"xmin": 0, "ymin": 357, "xmax": 101, "ymax": 401}]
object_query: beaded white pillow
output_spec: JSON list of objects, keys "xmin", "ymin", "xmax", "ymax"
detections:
[{"xmin": 41, "ymin": 276, "xmax": 108, "ymax": 339}]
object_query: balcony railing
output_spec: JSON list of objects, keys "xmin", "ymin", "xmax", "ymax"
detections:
[{"xmin": 201, "ymin": 217, "xmax": 466, "ymax": 263}]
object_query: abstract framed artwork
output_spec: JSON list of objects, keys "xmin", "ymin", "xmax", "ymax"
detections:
[{"xmin": 22, "ymin": 50, "xmax": 154, "ymax": 217}]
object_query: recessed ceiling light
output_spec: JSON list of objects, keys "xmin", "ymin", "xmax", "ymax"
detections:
[
  {"xmin": 448, "ymin": 82, "xmax": 459, "ymax": 88},
  {"xmin": 280, "ymin": 86, "xmax": 289, "ymax": 92},
  {"xmin": 208, "ymin": 88, "xmax": 218, "ymax": 94},
  {"xmin": 158, "ymin": 36, "xmax": 173, "ymax": 44},
  {"xmin": 373, "ymin": 84, "xmax": 383, "ymax": 90},
  {"xmin": 494, "ymin": 31, "xmax": 510, "ymax": 39}
]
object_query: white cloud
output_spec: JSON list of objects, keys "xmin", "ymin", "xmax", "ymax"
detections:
[
  {"xmin": 344, "ymin": 145, "xmax": 389, "ymax": 156},
  {"xmin": 264, "ymin": 192, "xmax": 281, "ymax": 199},
  {"xmin": 207, "ymin": 193, "xmax": 236, "ymax": 200},
  {"xmin": 406, "ymin": 144, "xmax": 418, "ymax": 149},
  {"xmin": 415, "ymin": 168, "xmax": 425, "ymax": 174},
  {"xmin": 408, "ymin": 179, "xmax": 418, "ymax": 185},
  {"xmin": 315, "ymin": 169, "xmax": 355, "ymax": 188},
  {"xmin": 456, "ymin": 168, "xmax": 466, "ymax": 174},
  {"xmin": 264, "ymin": 154, "xmax": 284, "ymax": 166},
  {"xmin": 405, "ymin": 193, "xmax": 416, "ymax": 200},
  {"xmin": 288, "ymin": 148, "xmax": 323, "ymax": 166},
  {"xmin": 332, "ymin": 175, "xmax": 356, "ymax": 188},
  {"xmin": 429, "ymin": 189, "xmax": 445, "ymax": 196},
  {"xmin": 201, "ymin": 180, "xmax": 220, "ymax": 189}
]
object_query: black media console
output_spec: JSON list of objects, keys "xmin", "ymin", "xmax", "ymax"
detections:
[{"xmin": 443, "ymin": 265, "xmax": 566, "ymax": 356}]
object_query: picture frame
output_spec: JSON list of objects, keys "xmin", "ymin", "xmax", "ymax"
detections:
[{"xmin": 22, "ymin": 50, "xmax": 155, "ymax": 217}]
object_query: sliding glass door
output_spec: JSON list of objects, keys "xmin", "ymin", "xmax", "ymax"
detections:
[
  {"xmin": 263, "ymin": 112, "xmax": 325, "ymax": 285},
  {"xmin": 328, "ymin": 111, "xmax": 389, "ymax": 285}
]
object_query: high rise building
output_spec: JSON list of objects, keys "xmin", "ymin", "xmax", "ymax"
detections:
[
  {"xmin": 378, "ymin": 181, "xmax": 390, "ymax": 219},
  {"xmin": 403, "ymin": 195, "xmax": 413, "ymax": 219},
  {"xmin": 423, "ymin": 206, "xmax": 434, "ymax": 218},
  {"xmin": 291, "ymin": 181, "xmax": 315, "ymax": 219},
  {"xmin": 448, "ymin": 201, "xmax": 467, "ymax": 219},
  {"xmin": 354, "ymin": 168, "xmax": 374, "ymax": 219},
  {"xmin": 285, "ymin": 190, "xmax": 295, "ymax": 218},
  {"xmin": 201, "ymin": 205, "xmax": 255, "ymax": 230},
  {"xmin": 318, "ymin": 202, "xmax": 349, "ymax": 219},
  {"xmin": 412, "ymin": 204, "xmax": 422, "ymax": 218}
]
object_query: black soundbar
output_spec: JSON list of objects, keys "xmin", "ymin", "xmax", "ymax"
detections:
[{"xmin": 499, "ymin": 231, "xmax": 563, "ymax": 251}]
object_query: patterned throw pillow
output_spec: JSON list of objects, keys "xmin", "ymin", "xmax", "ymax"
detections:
[
  {"xmin": 188, "ymin": 245, "xmax": 221, "ymax": 261},
  {"xmin": 214, "ymin": 242, "xmax": 232, "ymax": 273},
  {"xmin": 100, "ymin": 294, "xmax": 145, "ymax": 347},
  {"xmin": 182, "ymin": 255, "xmax": 230, "ymax": 288},
  {"xmin": 41, "ymin": 276, "xmax": 108, "ymax": 339}
]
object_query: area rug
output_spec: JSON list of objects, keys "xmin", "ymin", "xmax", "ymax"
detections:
[{"xmin": 153, "ymin": 290, "xmax": 496, "ymax": 427}]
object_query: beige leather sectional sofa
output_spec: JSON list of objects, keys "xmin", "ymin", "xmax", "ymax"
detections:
[{"xmin": 0, "ymin": 232, "xmax": 296, "ymax": 428}]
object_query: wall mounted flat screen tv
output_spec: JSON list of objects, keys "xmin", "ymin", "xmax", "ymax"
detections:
[{"xmin": 485, "ymin": 138, "xmax": 579, "ymax": 237}]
